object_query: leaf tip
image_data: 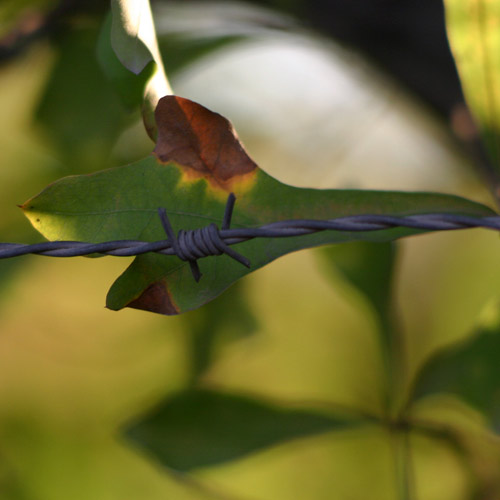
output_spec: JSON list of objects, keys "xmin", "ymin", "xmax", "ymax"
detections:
[
  {"xmin": 153, "ymin": 95, "xmax": 258, "ymax": 192},
  {"xmin": 125, "ymin": 280, "xmax": 180, "ymax": 315},
  {"xmin": 18, "ymin": 201, "xmax": 32, "ymax": 211}
]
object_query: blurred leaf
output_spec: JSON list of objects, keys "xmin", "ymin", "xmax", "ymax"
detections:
[
  {"xmin": 0, "ymin": 475, "xmax": 26, "ymax": 500},
  {"xmin": 36, "ymin": 24, "xmax": 130, "ymax": 173},
  {"xmin": 408, "ymin": 395, "xmax": 500, "ymax": 497},
  {"xmin": 0, "ymin": 430, "xmax": 30, "ymax": 500},
  {"xmin": 444, "ymin": 0, "xmax": 500, "ymax": 168},
  {"xmin": 110, "ymin": 0, "xmax": 153, "ymax": 75},
  {"xmin": 158, "ymin": 34, "xmax": 245, "ymax": 75},
  {"xmin": 98, "ymin": 0, "xmax": 172, "ymax": 140},
  {"xmin": 183, "ymin": 281, "xmax": 258, "ymax": 383},
  {"xmin": 316, "ymin": 242, "xmax": 397, "ymax": 402},
  {"xmin": 125, "ymin": 388, "xmax": 353, "ymax": 471},
  {"xmin": 0, "ymin": 259, "xmax": 32, "ymax": 300},
  {"xmin": 411, "ymin": 301, "xmax": 500, "ymax": 424},
  {"xmin": 317, "ymin": 241, "xmax": 396, "ymax": 329},
  {"xmin": 97, "ymin": 13, "xmax": 155, "ymax": 111},
  {"xmin": 23, "ymin": 96, "xmax": 495, "ymax": 315}
]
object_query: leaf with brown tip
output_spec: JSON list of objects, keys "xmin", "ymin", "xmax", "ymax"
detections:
[
  {"xmin": 22, "ymin": 96, "xmax": 496, "ymax": 315},
  {"xmin": 154, "ymin": 95, "xmax": 257, "ymax": 191}
]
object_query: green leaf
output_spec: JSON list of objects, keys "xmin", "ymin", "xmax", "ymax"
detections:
[
  {"xmin": 110, "ymin": 0, "xmax": 154, "ymax": 75},
  {"xmin": 125, "ymin": 388, "xmax": 352, "ymax": 471},
  {"xmin": 316, "ymin": 242, "xmax": 397, "ymax": 405},
  {"xmin": 317, "ymin": 241, "xmax": 396, "ymax": 330},
  {"xmin": 411, "ymin": 301, "xmax": 500, "ymax": 423},
  {"xmin": 22, "ymin": 96, "xmax": 495, "ymax": 315},
  {"xmin": 97, "ymin": 0, "xmax": 172, "ymax": 139},
  {"xmin": 37, "ymin": 23, "xmax": 129, "ymax": 173},
  {"xmin": 444, "ymin": 0, "xmax": 500, "ymax": 168},
  {"xmin": 183, "ymin": 281, "xmax": 258, "ymax": 384},
  {"xmin": 97, "ymin": 13, "xmax": 155, "ymax": 112}
]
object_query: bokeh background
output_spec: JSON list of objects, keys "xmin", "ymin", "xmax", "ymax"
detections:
[{"xmin": 1, "ymin": 1, "xmax": 500, "ymax": 499}]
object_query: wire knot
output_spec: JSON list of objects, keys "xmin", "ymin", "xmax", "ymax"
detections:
[{"xmin": 157, "ymin": 193, "xmax": 251, "ymax": 282}]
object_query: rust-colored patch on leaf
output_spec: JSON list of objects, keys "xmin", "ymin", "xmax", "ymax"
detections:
[
  {"xmin": 127, "ymin": 281, "xmax": 179, "ymax": 315},
  {"xmin": 153, "ymin": 95, "xmax": 257, "ymax": 191}
]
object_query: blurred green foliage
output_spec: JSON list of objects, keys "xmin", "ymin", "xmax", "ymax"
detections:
[
  {"xmin": 36, "ymin": 23, "xmax": 130, "ymax": 173},
  {"xmin": 445, "ymin": 0, "xmax": 500, "ymax": 172},
  {"xmin": 126, "ymin": 388, "xmax": 353, "ymax": 471},
  {"xmin": 412, "ymin": 301, "xmax": 500, "ymax": 423},
  {"xmin": 1, "ymin": 1, "xmax": 500, "ymax": 500}
]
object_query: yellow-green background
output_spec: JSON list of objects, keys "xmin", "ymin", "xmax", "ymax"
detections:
[{"xmin": 1, "ymin": 9, "xmax": 500, "ymax": 499}]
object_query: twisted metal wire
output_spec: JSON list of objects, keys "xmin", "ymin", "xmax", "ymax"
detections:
[
  {"xmin": 2, "ymin": 193, "xmax": 500, "ymax": 281},
  {"xmin": 157, "ymin": 194, "xmax": 250, "ymax": 281}
]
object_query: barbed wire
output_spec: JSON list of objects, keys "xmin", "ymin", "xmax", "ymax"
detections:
[{"xmin": 2, "ymin": 193, "xmax": 500, "ymax": 281}]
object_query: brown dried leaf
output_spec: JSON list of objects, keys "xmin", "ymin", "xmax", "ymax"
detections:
[{"xmin": 153, "ymin": 96, "xmax": 257, "ymax": 190}]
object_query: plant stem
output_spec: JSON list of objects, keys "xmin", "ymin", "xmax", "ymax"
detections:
[{"xmin": 392, "ymin": 427, "xmax": 415, "ymax": 500}]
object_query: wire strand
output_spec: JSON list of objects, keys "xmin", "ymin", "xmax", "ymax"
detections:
[{"xmin": 2, "ymin": 194, "xmax": 500, "ymax": 281}]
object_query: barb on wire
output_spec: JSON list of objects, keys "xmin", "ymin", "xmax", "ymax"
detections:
[
  {"xmin": 2, "ymin": 193, "xmax": 500, "ymax": 282},
  {"xmin": 157, "ymin": 193, "xmax": 250, "ymax": 282}
]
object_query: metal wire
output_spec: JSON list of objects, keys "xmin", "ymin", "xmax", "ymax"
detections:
[
  {"xmin": 2, "ymin": 193, "xmax": 500, "ymax": 281},
  {"xmin": 157, "ymin": 194, "xmax": 250, "ymax": 281}
]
